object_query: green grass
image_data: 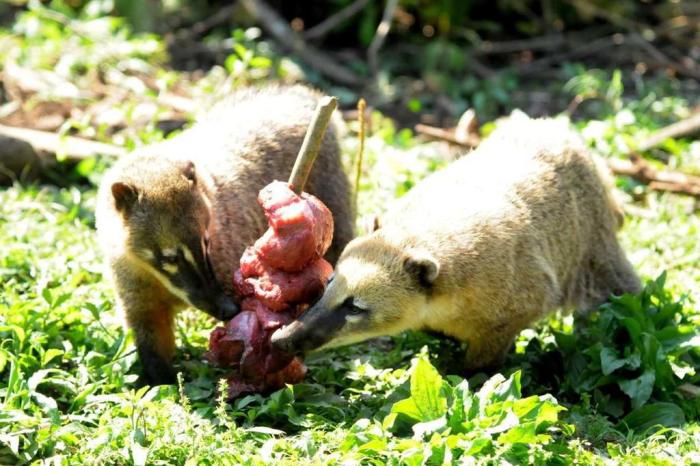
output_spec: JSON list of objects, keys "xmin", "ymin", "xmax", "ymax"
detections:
[{"xmin": 2, "ymin": 4, "xmax": 700, "ymax": 465}]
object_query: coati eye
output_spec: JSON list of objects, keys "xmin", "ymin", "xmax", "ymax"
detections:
[{"xmin": 343, "ymin": 297, "xmax": 368, "ymax": 316}]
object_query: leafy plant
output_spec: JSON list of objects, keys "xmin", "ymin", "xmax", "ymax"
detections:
[
  {"xmin": 519, "ymin": 273, "xmax": 700, "ymax": 434},
  {"xmin": 336, "ymin": 355, "xmax": 572, "ymax": 464}
]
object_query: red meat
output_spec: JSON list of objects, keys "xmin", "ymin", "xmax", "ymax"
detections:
[
  {"xmin": 243, "ymin": 258, "xmax": 333, "ymax": 311},
  {"xmin": 241, "ymin": 298, "xmax": 292, "ymax": 330},
  {"xmin": 254, "ymin": 182, "xmax": 333, "ymax": 272},
  {"xmin": 207, "ymin": 181, "xmax": 334, "ymax": 399},
  {"xmin": 204, "ymin": 311, "xmax": 261, "ymax": 368},
  {"xmin": 226, "ymin": 357, "xmax": 307, "ymax": 399}
]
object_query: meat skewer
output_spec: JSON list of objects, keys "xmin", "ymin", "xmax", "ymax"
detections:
[{"xmin": 205, "ymin": 97, "xmax": 338, "ymax": 399}]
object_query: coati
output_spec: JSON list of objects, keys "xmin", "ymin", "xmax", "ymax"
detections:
[
  {"xmin": 271, "ymin": 117, "xmax": 641, "ymax": 370},
  {"xmin": 96, "ymin": 85, "xmax": 353, "ymax": 385}
]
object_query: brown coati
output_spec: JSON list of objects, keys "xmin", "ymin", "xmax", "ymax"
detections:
[
  {"xmin": 96, "ymin": 85, "xmax": 353, "ymax": 386},
  {"xmin": 271, "ymin": 117, "xmax": 641, "ymax": 371}
]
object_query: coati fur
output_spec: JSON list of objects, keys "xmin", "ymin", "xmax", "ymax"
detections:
[
  {"xmin": 271, "ymin": 117, "xmax": 641, "ymax": 370},
  {"xmin": 96, "ymin": 85, "xmax": 353, "ymax": 385}
]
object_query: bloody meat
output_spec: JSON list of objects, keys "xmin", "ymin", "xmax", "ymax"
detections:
[{"xmin": 205, "ymin": 181, "xmax": 333, "ymax": 399}]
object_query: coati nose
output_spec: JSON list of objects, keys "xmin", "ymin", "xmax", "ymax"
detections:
[
  {"xmin": 216, "ymin": 295, "xmax": 239, "ymax": 321},
  {"xmin": 270, "ymin": 321, "xmax": 304, "ymax": 354}
]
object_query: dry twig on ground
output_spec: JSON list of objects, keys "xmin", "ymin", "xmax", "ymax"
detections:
[
  {"xmin": 0, "ymin": 124, "xmax": 126, "ymax": 160},
  {"xmin": 607, "ymin": 156, "xmax": 700, "ymax": 198},
  {"xmin": 367, "ymin": 0, "xmax": 399, "ymax": 76},
  {"xmin": 240, "ymin": 0, "xmax": 362, "ymax": 86},
  {"xmin": 635, "ymin": 112, "xmax": 700, "ymax": 153},
  {"xmin": 303, "ymin": 0, "xmax": 370, "ymax": 41}
]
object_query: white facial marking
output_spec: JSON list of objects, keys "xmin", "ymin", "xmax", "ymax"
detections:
[
  {"xmin": 162, "ymin": 262, "xmax": 179, "ymax": 275},
  {"xmin": 162, "ymin": 247, "xmax": 177, "ymax": 259},
  {"xmin": 141, "ymin": 249, "xmax": 155, "ymax": 260},
  {"xmin": 182, "ymin": 247, "xmax": 197, "ymax": 269},
  {"xmin": 352, "ymin": 298, "xmax": 370, "ymax": 311},
  {"xmin": 345, "ymin": 314, "xmax": 364, "ymax": 324}
]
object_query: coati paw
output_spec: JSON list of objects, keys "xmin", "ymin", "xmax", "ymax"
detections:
[{"xmin": 137, "ymin": 366, "xmax": 178, "ymax": 387}]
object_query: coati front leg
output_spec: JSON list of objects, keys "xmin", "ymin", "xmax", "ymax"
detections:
[
  {"xmin": 462, "ymin": 328, "xmax": 518, "ymax": 374},
  {"xmin": 112, "ymin": 259, "xmax": 184, "ymax": 386}
]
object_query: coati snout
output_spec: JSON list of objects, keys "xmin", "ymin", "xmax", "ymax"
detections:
[{"xmin": 271, "ymin": 241, "xmax": 439, "ymax": 354}]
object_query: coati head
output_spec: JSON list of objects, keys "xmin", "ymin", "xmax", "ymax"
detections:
[
  {"xmin": 111, "ymin": 154, "xmax": 238, "ymax": 320},
  {"xmin": 271, "ymin": 232, "xmax": 440, "ymax": 354}
]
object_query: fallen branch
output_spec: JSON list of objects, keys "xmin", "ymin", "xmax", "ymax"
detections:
[
  {"xmin": 180, "ymin": 3, "xmax": 237, "ymax": 39},
  {"xmin": 635, "ymin": 112, "xmax": 700, "ymax": 153},
  {"xmin": 413, "ymin": 120, "xmax": 700, "ymax": 198},
  {"xmin": 0, "ymin": 124, "xmax": 126, "ymax": 160},
  {"xmin": 240, "ymin": 0, "xmax": 363, "ymax": 86},
  {"xmin": 367, "ymin": 0, "xmax": 399, "ymax": 76},
  {"xmin": 414, "ymin": 123, "xmax": 480, "ymax": 148},
  {"xmin": 607, "ymin": 156, "xmax": 700, "ymax": 198},
  {"xmin": 303, "ymin": 0, "xmax": 370, "ymax": 41}
]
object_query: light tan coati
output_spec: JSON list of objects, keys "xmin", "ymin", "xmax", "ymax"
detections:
[
  {"xmin": 96, "ymin": 84, "xmax": 353, "ymax": 385},
  {"xmin": 271, "ymin": 117, "xmax": 640, "ymax": 370}
]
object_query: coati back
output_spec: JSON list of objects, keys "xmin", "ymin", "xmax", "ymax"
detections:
[
  {"xmin": 96, "ymin": 84, "xmax": 353, "ymax": 385},
  {"xmin": 272, "ymin": 117, "xmax": 640, "ymax": 370}
]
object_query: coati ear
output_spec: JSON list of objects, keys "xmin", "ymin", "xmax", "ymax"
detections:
[
  {"xmin": 359, "ymin": 214, "xmax": 381, "ymax": 234},
  {"xmin": 182, "ymin": 161, "xmax": 196, "ymax": 185},
  {"xmin": 111, "ymin": 182, "xmax": 138, "ymax": 213},
  {"xmin": 403, "ymin": 249, "xmax": 440, "ymax": 289}
]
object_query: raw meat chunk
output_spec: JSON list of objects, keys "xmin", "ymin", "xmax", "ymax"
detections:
[{"xmin": 206, "ymin": 181, "xmax": 335, "ymax": 399}]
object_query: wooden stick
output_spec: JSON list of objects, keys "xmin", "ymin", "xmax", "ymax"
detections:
[
  {"xmin": 367, "ymin": 0, "xmax": 399, "ymax": 76},
  {"xmin": 303, "ymin": 0, "xmax": 370, "ymax": 40},
  {"xmin": 607, "ymin": 156, "xmax": 700, "ymax": 198},
  {"xmin": 414, "ymin": 123, "xmax": 480, "ymax": 148},
  {"xmin": 636, "ymin": 112, "xmax": 700, "ymax": 153},
  {"xmin": 0, "ymin": 124, "xmax": 126, "ymax": 160},
  {"xmin": 239, "ymin": 0, "xmax": 362, "ymax": 86},
  {"xmin": 288, "ymin": 96, "xmax": 338, "ymax": 194},
  {"xmin": 353, "ymin": 98, "xmax": 367, "ymax": 215},
  {"xmin": 413, "ymin": 120, "xmax": 700, "ymax": 198}
]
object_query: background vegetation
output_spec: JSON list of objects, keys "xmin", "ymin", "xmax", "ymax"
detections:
[{"xmin": 0, "ymin": 0, "xmax": 699, "ymax": 464}]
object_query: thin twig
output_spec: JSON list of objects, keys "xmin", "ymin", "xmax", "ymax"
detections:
[
  {"xmin": 514, "ymin": 34, "xmax": 621, "ymax": 76},
  {"xmin": 289, "ymin": 96, "xmax": 338, "ymax": 194},
  {"xmin": 181, "ymin": 3, "xmax": 237, "ymax": 39},
  {"xmin": 414, "ymin": 123, "xmax": 480, "ymax": 148},
  {"xmin": 413, "ymin": 120, "xmax": 700, "ymax": 199},
  {"xmin": 353, "ymin": 98, "xmax": 366, "ymax": 215},
  {"xmin": 240, "ymin": 0, "xmax": 362, "ymax": 86},
  {"xmin": 628, "ymin": 33, "xmax": 700, "ymax": 80},
  {"xmin": 635, "ymin": 112, "xmax": 700, "ymax": 153},
  {"xmin": 367, "ymin": 0, "xmax": 399, "ymax": 76},
  {"xmin": 304, "ymin": 0, "xmax": 370, "ymax": 41},
  {"xmin": 607, "ymin": 156, "xmax": 700, "ymax": 198},
  {"xmin": 0, "ymin": 124, "xmax": 126, "ymax": 160}
]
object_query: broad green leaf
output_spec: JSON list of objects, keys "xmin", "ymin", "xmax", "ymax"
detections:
[
  {"xmin": 392, "ymin": 357, "xmax": 447, "ymax": 422},
  {"xmin": 392, "ymin": 398, "xmax": 423, "ymax": 421},
  {"xmin": 619, "ymin": 402, "xmax": 685, "ymax": 433},
  {"xmin": 41, "ymin": 348, "xmax": 64, "ymax": 366},
  {"xmin": 497, "ymin": 422, "xmax": 550, "ymax": 444},
  {"xmin": 618, "ymin": 371, "xmax": 655, "ymax": 409},
  {"xmin": 600, "ymin": 347, "xmax": 640, "ymax": 375}
]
